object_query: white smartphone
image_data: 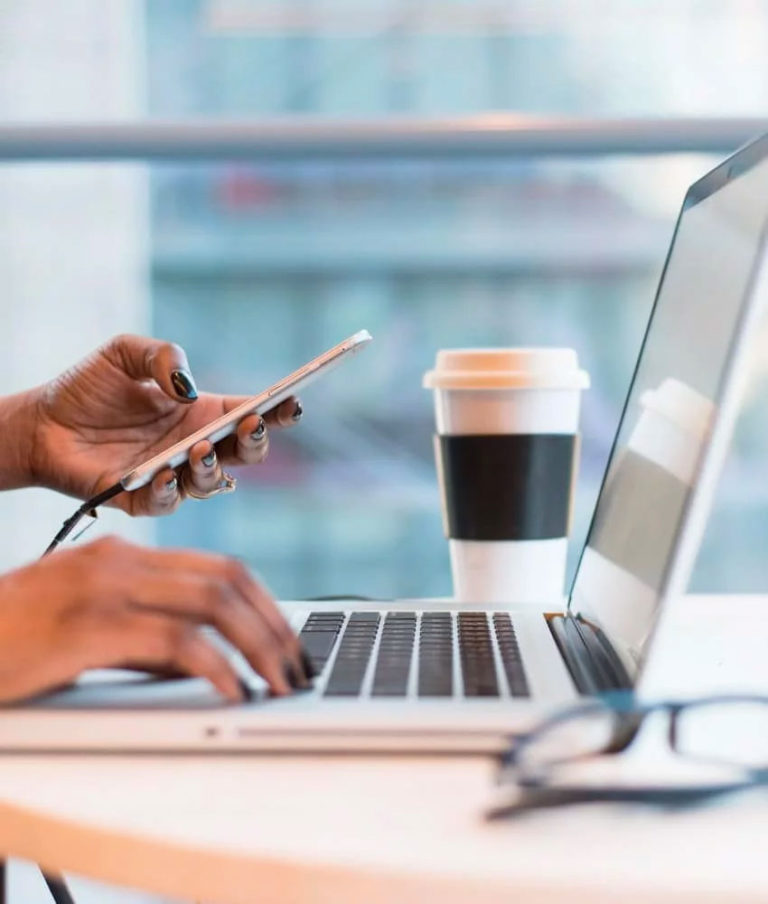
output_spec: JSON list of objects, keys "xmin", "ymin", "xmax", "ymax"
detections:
[{"xmin": 120, "ymin": 329, "xmax": 372, "ymax": 493}]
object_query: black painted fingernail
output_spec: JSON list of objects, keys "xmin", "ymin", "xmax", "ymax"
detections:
[
  {"xmin": 202, "ymin": 449, "xmax": 216, "ymax": 467},
  {"xmin": 238, "ymin": 678, "xmax": 255, "ymax": 702},
  {"xmin": 292, "ymin": 401, "xmax": 303, "ymax": 422},
  {"xmin": 250, "ymin": 419, "xmax": 266, "ymax": 441},
  {"xmin": 171, "ymin": 369, "xmax": 198, "ymax": 401},
  {"xmin": 282, "ymin": 658, "xmax": 301, "ymax": 691},
  {"xmin": 165, "ymin": 475, "xmax": 178, "ymax": 493},
  {"xmin": 300, "ymin": 648, "xmax": 318, "ymax": 680}
]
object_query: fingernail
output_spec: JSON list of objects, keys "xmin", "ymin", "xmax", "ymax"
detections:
[
  {"xmin": 282, "ymin": 658, "xmax": 305, "ymax": 691},
  {"xmin": 171, "ymin": 369, "xmax": 198, "ymax": 401},
  {"xmin": 300, "ymin": 648, "xmax": 318, "ymax": 680},
  {"xmin": 294, "ymin": 654, "xmax": 312, "ymax": 688},
  {"xmin": 292, "ymin": 401, "xmax": 303, "ymax": 422},
  {"xmin": 250, "ymin": 419, "xmax": 266, "ymax": 441},
  {"xmin": 165, "ymin": 475, "xmax": 178, "ymax": 493},
  {"xmin": 202, "ymin": 449, "xmax": 216, "ymax": 467}
]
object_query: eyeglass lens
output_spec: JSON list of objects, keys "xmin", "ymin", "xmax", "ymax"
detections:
[
  {"xmin": 517, "ymin": 707, "xmax": 618, "ymax": 771},
  {"xmin": 674, "ymin": 700, "xmax": 768, "ymax": 769}
]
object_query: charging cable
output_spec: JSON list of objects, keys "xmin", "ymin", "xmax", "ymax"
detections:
[{"xmin": 43, "ymin": 481, "xmax": 124, "ymax": 556}]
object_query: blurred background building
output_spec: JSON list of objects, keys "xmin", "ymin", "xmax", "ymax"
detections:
[{"xmin": 2, "ymin": 0, "xmax": 768, "ymax": 598}]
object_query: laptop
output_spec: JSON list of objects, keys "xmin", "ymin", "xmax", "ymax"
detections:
[{"xmin": 3, "ymin": 134, "xmax": 768, "ymax": 754}]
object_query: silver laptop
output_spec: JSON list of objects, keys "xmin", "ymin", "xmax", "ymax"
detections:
[{"xmin": 4, "ymin": 134, "xmax": 768, "ymax": 754}]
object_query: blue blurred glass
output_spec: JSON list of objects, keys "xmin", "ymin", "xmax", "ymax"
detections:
[
  {"xmin": 139, "ymin": 2, "xmax": 768, "ymax": 600},
  {"xmin": 149, "ymin": 154, "xmax": 701, "ymax": 599}
]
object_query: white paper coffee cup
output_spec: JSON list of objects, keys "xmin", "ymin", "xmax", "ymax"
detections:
[{"xmin": 424, "ymin": 348, "xmax": 589, "ymax": 603}]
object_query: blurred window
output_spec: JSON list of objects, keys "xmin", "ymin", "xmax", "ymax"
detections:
[{"xmin": 1, "ymin": 2, "xmax": 768, "ymax": 596}]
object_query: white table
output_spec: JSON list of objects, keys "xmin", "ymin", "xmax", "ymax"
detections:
[{"xmin": 0, "ymin": 595, "xmax": 766, "ymax": 904}]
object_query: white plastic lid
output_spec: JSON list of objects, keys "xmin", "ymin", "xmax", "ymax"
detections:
[
  {"xmin": 639, "ymin": 378, "xmax": 714, "ymax": 440},
  {"xmin": 423, "ymin": 347, "xmax": 590, "ymax": 390}
]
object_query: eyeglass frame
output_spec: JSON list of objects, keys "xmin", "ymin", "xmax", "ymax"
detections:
[{"xmin": 498, "ymin": 691, "xmax": 768, "ymax": 783}]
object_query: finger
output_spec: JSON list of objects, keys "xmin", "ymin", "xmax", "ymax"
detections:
[
  {"xmin": 127, "ymin": 468, "xmax": 182, "ymax": 517},
  {"xmin": 209, "ymin": 395, "xmax": 302, "ymax": 465},
  {"xmin": 94, "ymin": 611, "xmax": 245, "ymax": 703},
  {"xmin": 185, "ymin": 440, "xmax": 225, "ymax": 494},
  {"xmin": 130, "ymin": 571, "xmax": 294, "ymax": 695},
  {"xmin": 232, "ymin": 414, "xmax": 269, "ymax": 465},
  {"xmin": 218, "ymin": 394, "xmax": 302, "ymax": 430},
  {"xmin": 265, "ymin": 396, "xmax": 303, "ymax": 429},
  {"xmin": 210, "ymin": 413, "xmax": 269, "ymax": 467},
  {"xmin": 223, "ymin": 559, "xmax": 305, "ymax": 672},
  {"xmin": 102, "ymin": 334, "xmax": 199, "ymax": 404},
  {"xmin": 139, "ymin": 547, "xmax": 305, "ymax": 681}
]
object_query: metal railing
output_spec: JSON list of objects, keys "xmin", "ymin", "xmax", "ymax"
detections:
[{"xmin": 0, "ymin": 116, "xmax": 764, "ymax": 161}]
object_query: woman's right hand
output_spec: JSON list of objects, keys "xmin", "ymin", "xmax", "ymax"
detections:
[{"xmin": 0, "ymin": 535, "xmax": 308, "ymax": 704}]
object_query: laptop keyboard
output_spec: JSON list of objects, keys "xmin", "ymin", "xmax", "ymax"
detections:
[{"xmin": 299, "ymin": 611, "xmax": 530, "ymax": 699}]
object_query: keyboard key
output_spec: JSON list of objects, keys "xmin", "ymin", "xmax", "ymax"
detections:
[
  {"xmin": 372, "ymin": 613, "xmax": 416, "ymax": 697},
  {"xmin": 298, "ymin": 612, "xmax": 347, "ymax": 672},
  {"xmin": 304, "ymin": 613, "xmax": 344, "ymax": 624},
  {"xmin": 493, "ymin": 614, "xmax": 530, "ymax": 697},
  {"xmin": 324, "ymin": 613, "xmax": 381, "ymax": 697},
  {"xmin": 418, "ymin": 613, "xmax": 453, "ymax": 697},
  {"xmin": 300, "ymin": 631, "xmax": 339, "ymax": 664},
  {"xmin": 458, "ymin": 613, "xmax": 499, "ymax": 697}
]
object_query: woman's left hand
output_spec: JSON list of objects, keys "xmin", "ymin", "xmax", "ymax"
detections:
[{"xmin": 28, "ymin": 334, "xmax": 303, "ymax": 515}]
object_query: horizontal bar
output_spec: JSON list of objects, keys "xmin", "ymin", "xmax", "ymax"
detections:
[{"xmin": 0, "ymin": 116, "xmax": 765, "ymax": 161}]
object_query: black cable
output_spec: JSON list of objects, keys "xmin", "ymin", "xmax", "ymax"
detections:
[
  {"xmin": 303, "ymin": 595, "xmax": 383, "ymax": 602},
  {"xmin": 38, "ymin": 480, "xmax": 125, "ymax": 901},
  {"xmin": 41, "ymin": 872, "xmax": 76, "ymax": 904},
  {"xmin": 43, "ymin": 481, "xmax": 124, "ymax": 556}
]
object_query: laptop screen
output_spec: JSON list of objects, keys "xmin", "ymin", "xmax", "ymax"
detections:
[{"xmin": 569, "ymin": 140, "xmax": 768, "ymax": 674}]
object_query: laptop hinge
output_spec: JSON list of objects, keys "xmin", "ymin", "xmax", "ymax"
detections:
[{"xmin": 548, "ymin": 612, "xmax": 631, "ymax": 695}]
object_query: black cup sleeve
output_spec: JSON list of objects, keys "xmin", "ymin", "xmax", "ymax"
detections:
[{"xmin": 436, "ymin": 433, "xmax": 578, "ymax": 541}]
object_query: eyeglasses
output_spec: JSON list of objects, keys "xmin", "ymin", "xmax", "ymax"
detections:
[{"xmin": 489, "ymin": 693, "xmax": 768, "ymax": 818}]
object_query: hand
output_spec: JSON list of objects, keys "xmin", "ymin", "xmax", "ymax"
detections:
[
  {"xmin": 29, "ymin": 334, "xmax": 303, "ymax": 515},
  {"xmin": 0, "ymin": 535, "xmax": 310, "ymax": 704}
]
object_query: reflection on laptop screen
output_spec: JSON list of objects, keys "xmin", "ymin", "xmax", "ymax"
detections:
[{"xmin": 570, "ymin": 145, "xmax": 768, "ymax": 671}]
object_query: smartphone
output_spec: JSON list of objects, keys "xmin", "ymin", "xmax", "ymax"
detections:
[{"xmin": 120, "ymin": 329, "xmax": 372, "ymax": 492}]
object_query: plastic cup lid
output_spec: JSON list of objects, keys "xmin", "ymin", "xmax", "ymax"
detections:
[
  {"xmin": 639, "ymin": 378, "xmax": 714, "ymax": 439},
  {"xmin": 423, "ymin": 347, "xmax": 590, "ymax": 390}
]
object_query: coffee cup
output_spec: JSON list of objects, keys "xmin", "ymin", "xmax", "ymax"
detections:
[{"xmin": 423, "ymin": 348, "xmax": 589, "ymax": 603}]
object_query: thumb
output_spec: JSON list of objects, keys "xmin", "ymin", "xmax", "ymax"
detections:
[{"xmin": 103, "ymin": 334, "xmax": 199, "ymax": 404}]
